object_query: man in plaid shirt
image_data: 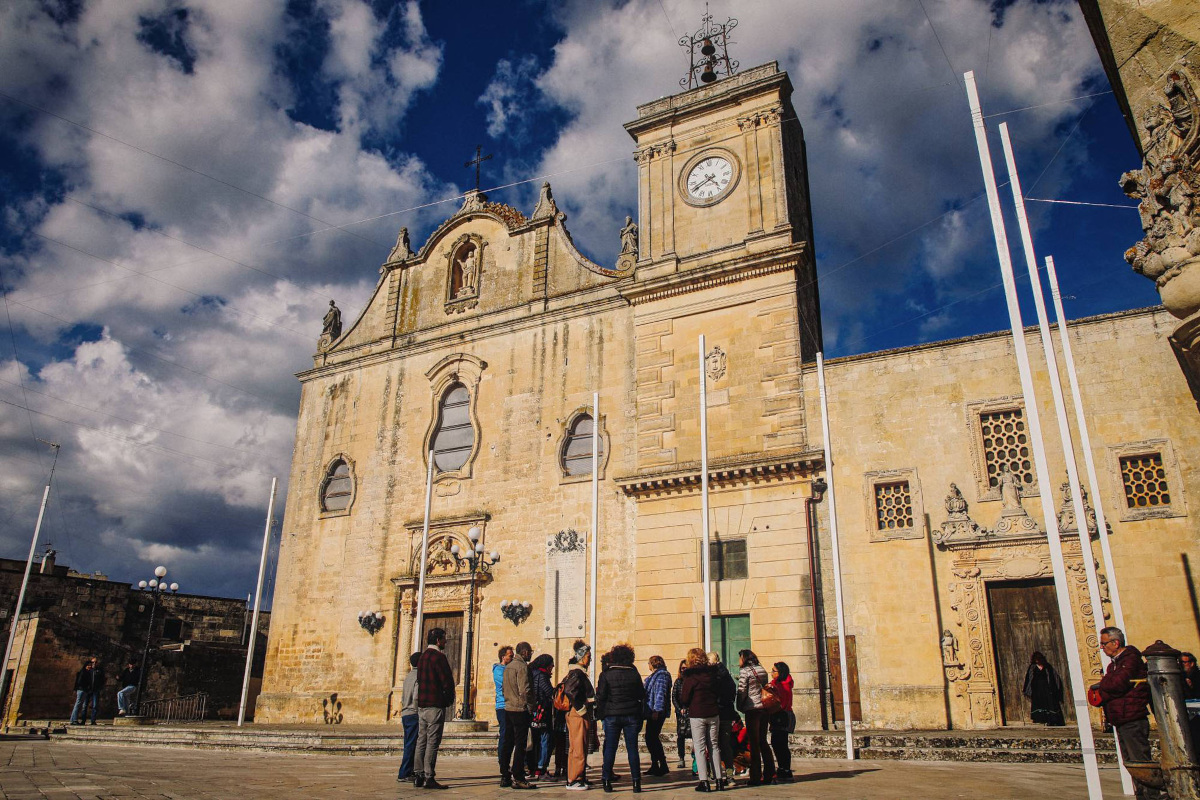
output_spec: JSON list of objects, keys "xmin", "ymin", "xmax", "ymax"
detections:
[{"xmin": 414, "ymin": 627, "xmax": 456, "ymax": 789}]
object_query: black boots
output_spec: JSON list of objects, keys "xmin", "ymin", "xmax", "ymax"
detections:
[
  {"xmin": 632, "ymin": 780, "xmax": 641, "ymax": 793},
  {"xmin": 602, "ymin": 779, "xmax": 613, "ymax": 793}
]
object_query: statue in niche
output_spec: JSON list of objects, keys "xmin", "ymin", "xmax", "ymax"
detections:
[
  {"xmin": 321, "ymin": 300, "xmax": 342, "ymax": 341},
  {"xmin": 388, "ymin": 227, "xmax": 415, "ymax": 262},
  {"xmin": 998, "ymin": 463, "xmax": 1022, "ymax": 511},
  {"xmin": 619, "ymin": 216, "xmax": 639, "ymax": 257},
  {"xmin": 945, "ymin": 483, "xmax": 968, "ymax": 518},
  {"xmin": 426, "ymin": 537, "xmax": 459, "ymax": 575},
  {"xmin": 452, "ymin": 244, "xmax": 479, "ymax": 299},
  {"xmin": 941, "ymin": 629, "xmax": 960, "ymax": 666}
]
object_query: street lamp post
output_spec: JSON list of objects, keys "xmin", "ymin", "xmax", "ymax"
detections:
[
  {"xmin": 450, "ymin": 526, "xmax": 498, "ymax": 721},
  {"xmin": 135, "ymin": 565, "xmax": 179, "ymax": 714}
]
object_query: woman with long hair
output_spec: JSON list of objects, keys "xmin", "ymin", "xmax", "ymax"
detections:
[
  {"xmin": 736, "ymin": 649, "xmax": 775, "ymax": 786},
  {"xmin": 681, "ymin": 648, "xmax": 722, "ymax": 792},
  {"xmin": 672, "ymin": 659, "xmax": 691, "ymax": 769},
  {"xmin": 768, "ymin": 662, "xmax": 794, "ymax": 782}
]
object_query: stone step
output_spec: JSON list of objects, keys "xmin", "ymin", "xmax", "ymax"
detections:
[{"xmin": 46, "ymin": 723, "xmax": 1130, "ymax": 764}]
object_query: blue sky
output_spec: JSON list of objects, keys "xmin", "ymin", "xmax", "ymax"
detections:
[{"xmin": 0, "ymin": 0, "xmax": 1156, "ymax": 599}]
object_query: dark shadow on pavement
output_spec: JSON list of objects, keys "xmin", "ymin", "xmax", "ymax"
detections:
[{"xmin": 795, "ymin": 769, "xmax": 881, "ymax": 781}]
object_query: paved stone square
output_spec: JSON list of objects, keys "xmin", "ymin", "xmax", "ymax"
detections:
[{"xmin": 0, "ymin": 738, "xmax": 1127, "ymax": 799}]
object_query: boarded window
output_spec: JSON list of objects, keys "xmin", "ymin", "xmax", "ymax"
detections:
[
  {"xmin": 432, "ymin": 384, "xmax": 474, "ymax": 472},
  {"xmin": 321, "ymin": 460, "xmax": 352, "ymax": 512},
  {"xmin": 980, "ymin": 409, "xmax": 1034, "ymax": 490},
  {"xmin": 1120, "ymin": 452, "xmax": 1170, "ymax": 508},
  {"xmin": 708, "ymin": 539, "xmax": 748, "ymax": 581},
  {"xmin": 562, "ymin": 414, "xmax": 604, "ymax": 476},
  {"xmin": 874, "ymin": 481, "xmax": 914, "ymax": 531}
]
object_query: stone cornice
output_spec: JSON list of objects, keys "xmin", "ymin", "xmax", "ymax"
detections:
[
  {"xmin": 620, "ymin": 244, "xmax": 807, "ymax": 306},
  {"xmin": 625, "ymin": 63, "xmax": 792, "ymax": 139},
  {"xmin": 297, "ymin": 286, "xmax": 632, "ymax": 382},
  {"xmin": 614, "ymin": 449, "xmax": 823, "ymax": 497}
]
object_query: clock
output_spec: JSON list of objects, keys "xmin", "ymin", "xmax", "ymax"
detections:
[{"xmin": 681, "ymin": 152, "xmax": 738, "ymax": 206}]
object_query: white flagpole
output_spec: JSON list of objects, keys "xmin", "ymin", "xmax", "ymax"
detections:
[
  {"xmin": 1046, "ymin": 255, "xmax": 1135, "ymax": 795},
  {"xmin": 816, "ymin": 352, "xmax": 854, "ymax": 760},
  {"xmin": 1000, "ymin": 125, "xmax": 1132, "ymax": 793},
  {"xmin": 999, "ymin": 122, "xmax": 1107, "ymax": 637},
  {"xmin": 413, "ymin": 452, "xmax": 435, "ymax": 653},
  {"xmin": 238, "ymin": 477, "xmax": 276, "ymax": 726},
  {"xmin": 589, "ymin": 391, "xmax": 600, "ymax": 682},
  {"xmin": 699, "ymin": 335, "xmax": 713, "ymax": 652},
  {"xmin": 1045, "ymin": 255, "xmax": 1126, "ymax": 630},
  {"xmin": 966, "ymin": 71, "xmax": 1102, "ymax": 800},
  {"xmin": 1, "ymin": 442, "xmax": 59, "ymax": 724}
]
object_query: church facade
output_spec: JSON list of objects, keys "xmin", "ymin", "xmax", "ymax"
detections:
[{"xmin": 257, "ymin": 62, "xmax": 1199, "ymax": 732}]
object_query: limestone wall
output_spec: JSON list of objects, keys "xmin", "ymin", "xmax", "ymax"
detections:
[{"xmin": 805, "ymin": 307, "xmax": 1200, "ymax": 729}]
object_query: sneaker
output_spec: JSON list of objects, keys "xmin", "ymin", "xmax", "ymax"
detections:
[
  {"xmin": 414, "ymin": 775, "xmax": 426, "ymax": 788},
  {"xmin": 117, "ymin": 710, "xmax": 125, "ymax": 716},
  {"xmin": 565, "ymin": 781, "xmax": 588, "ymax": 791}
]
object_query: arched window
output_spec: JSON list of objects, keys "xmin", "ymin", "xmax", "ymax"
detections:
[
  {"xmin": 432, "ymin": 383, "xmax": 475, "ymax": 472},
  {"xmin": 562, "ymin": 414, "xmax": 605, "ymax": 477},
  {"xmin": 321, "ymin": 459, "xmax": 353, "ymax": 512}
]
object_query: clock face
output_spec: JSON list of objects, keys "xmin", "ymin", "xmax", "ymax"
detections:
[{"xmin": 686, "ymin": 156, "xmax": 734, "ymax": 201}]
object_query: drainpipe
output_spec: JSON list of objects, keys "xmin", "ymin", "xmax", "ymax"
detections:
[{"xmin": 806, "ymin": 476, "xmax": 830, "ymax": 730}]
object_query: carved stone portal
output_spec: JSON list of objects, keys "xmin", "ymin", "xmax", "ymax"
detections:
[{"xmin": 938, "ymin": 483, "xmax": 1105, "ymax": 728}]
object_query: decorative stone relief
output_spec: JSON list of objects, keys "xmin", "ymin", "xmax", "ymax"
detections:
[
  {"xmin": 531, "ymin": 182, "xmax": 558, "ymax": 221},
  {"xmin": 425, "ymin": 535, "xmax": 462, "ymax": 576},
  {"xmin": 705, "ymin": 345, "xmax": 727, "ymax": 382},
  {"xmin": 548, "ymin": 528, "xmax": 586, "ymax": 554},
  {"xmin": 1057, "ymin": 475, "xmax": 1098, "ymax": 535},
  {"xmin": 934, "ymin": 481, "xmax": 1041, "ymax": 549},
  {"xmin": 617, "ymin": 216, "xmax": 639, "ymax": 272},
  {"xmin": 387, "ymin": 227, "xmax": 415, "ymax": 263},
  {"xmin": 1121, "ymin": 68, "xmax": 1200, "ymax": 319}
]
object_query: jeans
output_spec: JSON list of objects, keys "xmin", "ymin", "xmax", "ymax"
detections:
[
  {"xmin": 414, "ymin": 706, "xmax": 446, "ymax": 779},
  {"xmin": 644, "ymin": 714, "xmax": 667, "ymax": 769},
  {"xmin": 397, "ymin": 714, "xmax": 419, "ymax": 778},
  {"xmin": 70, "ymin": 690, "xmax": 99, "ymax": 723},
  {"xmin": 496, "ymin": 708, "xmax": 507, "ymax": 767},
  {"xmin": 500, "ymin": 710, "xmax": 531, "ymax": 780},
  {"xmin": 537, "ymin": 728, "xmax": 552, "ymax": 771},
  {"xmin": 689, "ymin": 716, "xmax": 720, "ymax": 782},
  {"xmin": 116, "ymin": 685, "xmax": 138, "ymax": 714},
  {"xmin": 601, "ymin": 715, "xmax": 642, "ymax": 781}
]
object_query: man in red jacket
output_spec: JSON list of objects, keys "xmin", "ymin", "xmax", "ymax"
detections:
[{"xmin": 1092, "ymin": 626, "xmax": 1152, "ymax": 764}]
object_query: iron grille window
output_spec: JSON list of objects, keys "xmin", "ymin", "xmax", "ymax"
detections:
[
  {"xmin": 321, "ymin": 460, "xmax": 352, "ymax": 511},
  {"xmin": 980, "ymin": 409, "xmax": 1034, "ymax": 490},
  {"xmin": 875, "ymin": 481, "xmax": 914, "ymax": 530},
  {"xmin": 1120, "ymin": 453, "xmax": 1170, "ymax": 508},
  {"xmin": 562, "ymin": 414, "xmax": 604, "ymax": 476},
  {"xmin": 709, "ymin": 539, "xmax": 748, "ymax": 581},
  {"xmin": 432, "ymin": 384, "xmax": 474, "ymax": 472}
]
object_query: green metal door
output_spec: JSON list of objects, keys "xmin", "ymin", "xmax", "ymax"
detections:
[{"xmin": 710, "ymin": 614, "xmax": 751, "ymax": 668}]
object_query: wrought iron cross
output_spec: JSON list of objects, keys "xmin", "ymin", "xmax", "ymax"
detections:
[{"xmin": 465, "ymin": 145, "xmax": 493, "ymax": 191}]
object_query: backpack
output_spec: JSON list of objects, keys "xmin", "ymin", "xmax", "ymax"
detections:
[{"xmin": 553, "ymin": 680, "xmax": 571, "ymax": 712}]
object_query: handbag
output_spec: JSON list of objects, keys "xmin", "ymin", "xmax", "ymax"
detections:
[{"xmin": 760, "ymin": 684, "xmax": 782, "ymax": 714}]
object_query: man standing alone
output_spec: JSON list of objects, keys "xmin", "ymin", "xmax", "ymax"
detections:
[
  {"xmin": 494, "ymin": 646, "xmax": 513, "ymax": 770},
  {"xmin": 415, "ymin": 628, "xmax": 455, "ymax": 790},
  {"xmin": 1092, "ymin": 627, "xmax": 1153, "ymax": 764},
  {"xmin": 501, "ymin": 641, "xmax": 535, "ymax": 789},
  {"xmin": 116, "ymin": 659, "xmax": 139, "ymax": 717}
]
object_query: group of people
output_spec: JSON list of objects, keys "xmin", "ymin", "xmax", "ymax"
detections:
[
  {"xmin": 394, "ymin": 630, "xmax": 796, "ymax": 792},
  {"xmin": 67, "ymin": 656, "xmax": 142, "ymax": 724}
]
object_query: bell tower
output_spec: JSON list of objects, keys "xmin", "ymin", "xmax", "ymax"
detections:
[{"xmin": 623, "ymin": 61, "xmax": 820, "ymax": 355}]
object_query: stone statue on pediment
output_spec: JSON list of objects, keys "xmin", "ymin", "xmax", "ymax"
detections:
[
  {"xmin": 945, "ymin": 483, "xmax": 968, "ymax": 518},
  {"xmin": 321, "ymin": 300, "xmax": 342, "ymax": 341},
  {"xmin": 620, "ymin": 216, "xmax": 639, "ymax": 257},
  {"xmin": 998, "ymin": 464, "xmax": 1022, "ymax": 511}
]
